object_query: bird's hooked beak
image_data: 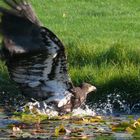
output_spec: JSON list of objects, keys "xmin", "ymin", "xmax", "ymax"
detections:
[
  {"xmin": 81, "ymin": 83, "xmax": 97, "ymax": 94},
  {"xmin": 87, "ymin": 85, "xmax": 97, "ymax": 93}
]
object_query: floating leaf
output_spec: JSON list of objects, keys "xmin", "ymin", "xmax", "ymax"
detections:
[
  {"xmin": 31, "ymin": 129, "xmax": 47, "ymax": 134},
  {"xmin": 126, "ymin": 127, "xmax": 135, "ymax": 134},
  {"xmin": 71, "ymin": 127, "xmax": 84, "ymax": 133},
  {"xmin": 59, "ymin": 114, "xmax": 71, "ymax": 120},
  {"xmin": 55, "ymin": 124, "xmax": 66, "ymax": 137},
  {"xmin": 133, "ymin": 121, "xmax": 140, "ymax": 128},
  {"xmin": 12, "ymin": 113, "xmax": 49, "ymax": 124},
  {"xmin": 89, "ymin": 116, "xmax": 103, "ymax": 123},
  {"xmin": 69, "ymin": 118, "xmax": 84, "ymax": 124},
  {"xmin": 111, "ymin": 122, "xmax": 130, "ymax": 132}
]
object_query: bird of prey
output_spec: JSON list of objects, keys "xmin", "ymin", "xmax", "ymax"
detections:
[
  {"xmin": 59, "ymin": 83, "xmax": 96, "ymax": 113},
  {"xmin": 0, "ymin": 0, "xmax": 96, "ymax": 113}
]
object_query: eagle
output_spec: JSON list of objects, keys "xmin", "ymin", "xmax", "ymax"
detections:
[{"xmin": 0, "ymin": 0, "xmax": 96, "ymax": 114}]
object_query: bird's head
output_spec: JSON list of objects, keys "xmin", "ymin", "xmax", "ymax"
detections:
[
  {"xmin": 55, "ymin": 83, "xmax": 97, "ymax": 115},
  {"xmin": 80, "ymin": 82, "xmax": 97, "ymax": 95}
]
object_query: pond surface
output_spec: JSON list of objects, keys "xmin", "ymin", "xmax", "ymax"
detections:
[{"xmin": 0, "ymin": 109, "xmax": 139, "ymax": 140}]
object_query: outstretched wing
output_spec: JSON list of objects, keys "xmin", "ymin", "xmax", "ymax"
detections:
[
  {"xmin": 0, "ymin": 0, "xmax": 40, "ymax": 25},
  {"xmin": 0, "ymin": 0, "xmax": 73, "ymax": 103}
]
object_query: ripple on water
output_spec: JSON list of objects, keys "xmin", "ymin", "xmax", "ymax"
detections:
[
  {"xmin": 114, "ymin": 133, "xmax": 133, "ymax": 140},
  {"xmin": 0, "ymin": 119, "xmax": 19, "ymax": 129}
]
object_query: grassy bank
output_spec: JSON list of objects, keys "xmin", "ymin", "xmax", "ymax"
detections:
[{"xmin": 0, "ymin": 0, "xmax": 140, "ymax": 107}]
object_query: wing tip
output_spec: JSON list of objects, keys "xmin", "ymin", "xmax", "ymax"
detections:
[{"xmin": 0, "ymin": 0, "xmax": 40, "ymax": 25}]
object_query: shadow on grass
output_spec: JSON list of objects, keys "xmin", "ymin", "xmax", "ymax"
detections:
[
  {"xmin": 67, "ymin": 42, "xmax": 140, "ymax": 111},
  {"xmin": 0, "ymin": 65, "xmax": 140, "ymax": 113},
  {"xmin": 87, "ymin": 74, "xmax": 140, "ymax": 111},
  {"xmin": 0, "ymin": 42, "xmax": 140, "ymax": 113},
  {"xmin": 68, "ymin": 43, "xmax": 140, "ymax": 67}
]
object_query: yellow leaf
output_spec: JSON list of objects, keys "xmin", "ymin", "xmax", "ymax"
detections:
[
  {"xmin": 137, "ymin": 118, "xmax": 140, "ymax": 122},
  {"xmin": 70, "ymin": 119, "xmax": 84, "ymax": 124},
  {"xmin": 89, "ymin": 116, "xmax": 102, "ymax": 123},
  {"xmin": 82, "ymin": 118, "xmax": 90, "ymax": 123},
  {"xmin": 55, "ymin": 124, "xmax": 66, "ymax": 137},
  {"xmin": 133, "ymin": 121, "xmax": 140, "ymax": 128},
  {"xmin": 111, "ymin": 125, "xmax": 117, "ymax": 132},
  {"xmin": 96, "ymin": 116, "xmax": 102, "ymax": 119},
  {"xmin": 126, "ymin": 127, "xmax": 135, "ymax": 134},
  {"xmin": 89, "ymin": 118, "xmax": 101, "ymax": 123}
]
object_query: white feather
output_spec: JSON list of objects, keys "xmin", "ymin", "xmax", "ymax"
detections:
[
  {"xmin": 42, "ymin": 80, "xmax": 72, "ymax": 106},
  {"xmin": 12, "ymin": 45, "xmax": 26, "ymax": 53},
  {"xmin": 28, "ymin": 81, "xmax": 41, "ymax": 87}
]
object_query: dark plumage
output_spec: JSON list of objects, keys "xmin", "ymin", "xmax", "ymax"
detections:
[
  {"xmin": 0, "ymin": 0, "xmax": 96, "ymax": 113},
  {"xmin": 58, "ymin": 83, "xmax": 97, "ymax": 113}
]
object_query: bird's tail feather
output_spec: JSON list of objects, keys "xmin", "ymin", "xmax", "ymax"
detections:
[{"xmin": 0, "ymin": 0, "xmax": 40, "ymax": 25}]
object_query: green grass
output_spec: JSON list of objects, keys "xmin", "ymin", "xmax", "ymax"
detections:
[{"xmin": 0, "ymin": 0, "xmax": 140, "ymax": 107}]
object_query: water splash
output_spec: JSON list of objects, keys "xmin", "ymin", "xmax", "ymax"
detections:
[
  {"xmin": 18, "ymin": 91, "xmax": 140, "ymax": 117},
  {"xmin": 20, "ymin": 101, "xmax": 59, "ymax": 116},
  {"xmin": 2, "ymin": 88, "xmax": 139, "ymax": 117},
  {"xmin": 20, "ymin": 101, "xmax": 96, "ymax": 117},
  {"xmin": 72, "ymin": 105, "xmax": 96, "ymax": 116},
  {"xmin": 90, "ymin": 92, "xmax": 140, "ymax": 115}
]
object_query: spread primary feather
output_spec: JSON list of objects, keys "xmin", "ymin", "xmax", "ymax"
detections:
[
  {"xmin": 0, "ymin": 0, "xmax": 96, "ymax": 114},
  {"xmin": 0, "ymin": 0, "xmax": 73, "ymax": 104}
]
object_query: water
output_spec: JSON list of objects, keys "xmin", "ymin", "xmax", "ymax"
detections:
[
  {"xmin": 0, "ymin": 92, "xmax": 140, "ymax": 139},
  {"xmin": 20, "ymin": 92, "xmax": 140, "ymax": 116},
  {"xmin": 72, "ymin": 106, "xmax": 96, "ymax": 116},
  {"xmin": 90, "ymin": 93, "xmax": 140, "ymax": 116},
  {"xmin": 0, "ymin": 111, "xmax": 136, "ymax": 140},
  {"xmin": 114, "ymin": 133, "xmax": 133, "ymax": 140}
]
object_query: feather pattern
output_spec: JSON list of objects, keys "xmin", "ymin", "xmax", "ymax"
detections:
[
  {"xmin": 0, "ymin": 0, "xmax": 96, "ymax": 113},
  {"xmin": 2, "ymin": 0, "xmax": 40, "ymax": 25},
  {"xmin": 0, "ymin": 0, "xmax": 73, "ymax": 106}
]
